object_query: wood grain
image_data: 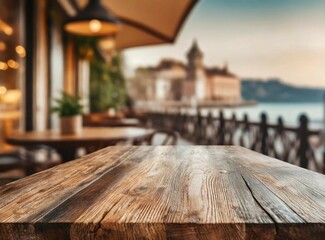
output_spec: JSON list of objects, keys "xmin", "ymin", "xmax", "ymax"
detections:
[{"xmin": 0, "ymin": 146, "xmax": 324, "ymax": 239}]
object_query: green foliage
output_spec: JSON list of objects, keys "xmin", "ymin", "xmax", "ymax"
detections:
[
  {"xmin": 74, "ymin": 36, "xmax": 98, "ymax": 60},
  {"xmin": 52, "ymin": 92, "xmax": 83, "ymax": 117},
  {"xmin": 74, "ymin": 36, "xmax": 127, "ymax": 113},
  {"xmin": 89, "ymin": 52, "xmax": 127, "ymax": 113}
]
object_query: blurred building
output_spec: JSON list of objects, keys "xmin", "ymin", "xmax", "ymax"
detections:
[{"xmin": 132, "ymin": 40, "xmax": 241, "ymax": 102}]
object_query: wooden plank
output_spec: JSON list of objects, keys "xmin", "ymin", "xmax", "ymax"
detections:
[
  {"xmin": 0, "ymin": 146, "xmax": 324, "ymax": 239},
  {"xmin": 0, "ymin": 146, "xmax": 139, "ymax": 221},
  {"xmin": 42, "ymin": 146, "xmax": 274, "ymax": 239},
  {"xmin": 229, "ymin": 146, "xmax": 325, "ymax": 239}
]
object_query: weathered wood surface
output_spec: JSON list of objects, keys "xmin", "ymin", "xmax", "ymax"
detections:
[{"xmin": 0, "ymin": 146, "xmax": 324, "ymax": 240}]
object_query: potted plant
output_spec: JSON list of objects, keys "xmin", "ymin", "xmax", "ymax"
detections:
[{"xmin": 52, "ymin": 92, "xmax": 83, "ymax": 135}]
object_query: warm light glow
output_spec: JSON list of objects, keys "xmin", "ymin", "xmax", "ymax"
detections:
[
  {"xmin": 65, "ymin": 21, "xmax": 119, "ymax": 36},
  {"xmin": 0, "ymin": 86, "xmax": 7, "ymax": 95},
  {"xmin": 0, "ymin": 61, "xmax": 8, "ymax": 70},
  {"xmin": 0, "ymin": 20, "xmax": 13, "ymax": 35},
  {"xmin": 0, "ymin": 89, "xmax": 21, "ymax": 104},
  {"xmin": 15, "ymin": 45, "xmax": 26, "ymax": 58},
  {"xmin": 0, "ymin": 41, "xmax": 6, "ymax": 51},
  {"xmin": 99, "ymin": 37, "xmax": 116, "ymax": 51},
  {"xmin": 7, "ymin": 59, "xmax": 19, "ymax": 69},
  {"xmin": 89, "ymin": 19, "xmax": 102, "ymax": 33}
]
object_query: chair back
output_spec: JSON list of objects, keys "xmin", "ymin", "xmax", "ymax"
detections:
[{"xmin": 148, "ymin": 130, "xmax": 179, "ymax": 145}]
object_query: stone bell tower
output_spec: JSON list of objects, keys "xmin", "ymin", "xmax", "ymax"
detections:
[
  {"xmin": 184, "ymin": 40, "xmax": 206, "ymax": 100},
  {"xmin": 187, "ymin": 39, "xmax": 204, "ymax": 75}
]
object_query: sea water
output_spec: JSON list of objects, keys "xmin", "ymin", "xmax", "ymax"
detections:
[{"xmin": 205, "ymin": 102, "xmax": 324, "ymax": 129}]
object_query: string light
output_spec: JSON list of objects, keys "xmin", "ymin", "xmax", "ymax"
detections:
[
  {"xmin": 0, "ymin": 61, "xmax": 8, "ymax": 70},
  {"xmin": 0, "ymin": 86, "xmax": 7, "ymax": 95},
  {"xmin": 7, "ymin": 59, "xmax": 19, "ymax": 69},
  {"xmin": 0, "ymin": 20, "xmax": 13, "ymax": 35},
  {"xmin": 0, "ymin": 41, "xmax": 6, "ymax": 51},
  {"xmin": 15, "ymin": 45, "xmax": 26, "ymax": 58}
]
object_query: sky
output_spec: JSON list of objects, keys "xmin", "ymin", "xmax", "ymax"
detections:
[{"xmin": 124, "ymin": 0, "xmax": 325, "ymax": 87}]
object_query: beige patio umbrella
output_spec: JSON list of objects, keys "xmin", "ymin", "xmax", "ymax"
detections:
[{"xmin": 58, "ymin": 0, "xmax": 199, "ymax": 49}]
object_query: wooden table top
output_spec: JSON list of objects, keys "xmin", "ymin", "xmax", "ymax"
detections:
[
  {"xmin": 6, "ymin": 127, "xmax": 153, "ymax": 145},
  {"xmin": 0, "ymin": 146, "xmax": 324, "ymax": 239}
]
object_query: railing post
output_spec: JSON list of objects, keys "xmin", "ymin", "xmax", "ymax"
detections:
[
  {"xmin": 151, "ymin": 112, "xmax": 156, "ymax": 128},
  {"xmin": 277, "ymin": 117, "xmax": 284, "ymax": 134},
  {"xmin": 243, "ymin": 114, "xmax": 249, "ymax": 130},
  {"xmin": 184, "ymin": 111, "xmax": 190, "ymax": 139},
  {"xmin": 240, "ymin": 114, "xmax": 249, "ymax": 148},
  {"xmin": 218, "ymin": 110, "xmax": 225, "ymax": 145},
  {"xmin": 260, "ymin": 112, "xmax": 268, "ymax": 155},
  {"xmin": 181, "ymin": 112, "xmax": 187, "ymax": 137},
  {"xmin": 275, "ymin": 116, "xmax": 287, "ymax": 161},
  {"xmin": 206, "ymin": 111, "xmax": 213, "ymax": 145},
  {"xmin": 172, "ymin": 110, "xmax": 177, "ymax": 131},
  {"xmin": 164, "ymin": 110, "xmax": 168, "ymax": 129},
  {"xmin": 229, "ymin": 113, "xmax": 237, "ymax": 145},
  {"xmin": 298, "ymin": 114, "xmax": 309, "ymax": 169},
  {"xmin": 196, "ymin": 109, "xmax": 202, "ymax": 144}
]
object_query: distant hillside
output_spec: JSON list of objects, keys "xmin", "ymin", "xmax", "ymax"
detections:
[{"xmin": 241, "ymin": 79, "xmax": 325, "ymax": 102}]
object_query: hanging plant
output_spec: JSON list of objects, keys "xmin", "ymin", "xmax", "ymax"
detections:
[
  {"xmin": 74, "ymin": 36, "xmax": 97, "ymax": 61},
  {"xmin": 74, "ymin": 36, "xmax": 127, "ymax": 113}
]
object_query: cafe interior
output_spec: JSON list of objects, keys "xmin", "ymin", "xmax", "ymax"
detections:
[{"xmin": 0, "ymin": 0, "xmax": 190, "ymax": 184}]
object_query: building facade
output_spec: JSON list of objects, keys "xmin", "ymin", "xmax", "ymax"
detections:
[{"xmin": 132, "ymin": 40, "xmax": 241, "ymax": 102}]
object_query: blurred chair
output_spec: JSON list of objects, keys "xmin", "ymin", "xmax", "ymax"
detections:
[
  {"xmin": 0, "ymin": 146, "xmax": 25, "ymax": 185},
  {"xmin": 133, "ymin": 130, "xmax": 179, "ymax": 146},
  {"xmin": 0, "ymin": 145, "xmax": 61, "ymax": 185},
  {"xmin": 22, "ymin": 145, "xmax": 61, "ymax": 174}
]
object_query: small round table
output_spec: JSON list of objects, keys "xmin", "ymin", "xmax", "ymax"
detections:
[{"xmin": 7, "ymin": 127, "xmax": 154, "ymax": 162}]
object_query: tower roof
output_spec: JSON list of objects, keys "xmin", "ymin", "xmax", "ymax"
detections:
[{"xmin": 187, "ymin": 39, "xmax": 203, "ymax": 58}]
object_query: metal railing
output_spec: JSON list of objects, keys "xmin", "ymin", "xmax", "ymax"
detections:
[{"xmin": 146, "ymin": 110, "xmax": 325, "ymax": 174}]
